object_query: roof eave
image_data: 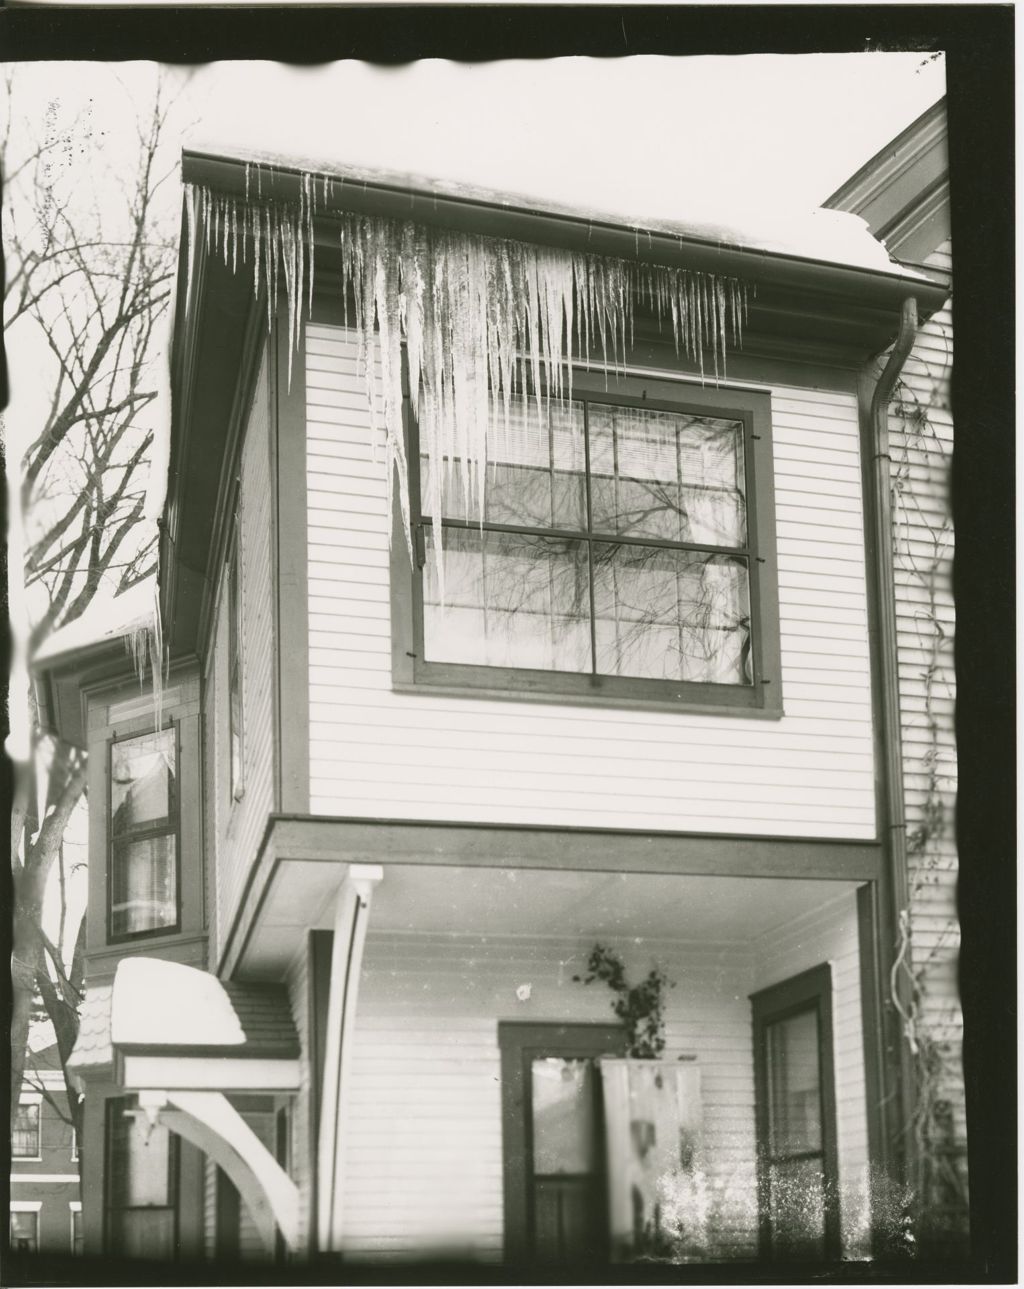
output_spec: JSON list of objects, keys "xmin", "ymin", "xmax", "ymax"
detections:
[{"xmin": 183, "ymin": 150, "xmax": 949, "ymax": 318}]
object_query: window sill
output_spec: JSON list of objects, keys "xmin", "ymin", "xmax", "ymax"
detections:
[{"xmin": 392, "ymin": 678, "xmax": 784, "ymax": 720}]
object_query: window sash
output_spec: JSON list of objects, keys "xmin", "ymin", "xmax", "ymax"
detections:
[
  {"xmin": 108, "ymin": 724, "xmax": 180, "ymax": 942},
  {"xmin": 416, "ymin": 389, "xmax": 757, "ymax": 691},
  {"xmin": 12, "ymin": 1103, "xmax": 41, "ymax": 1157},
  {"xmin": 10, "ymin": 1211, "xmax": 38, "ymax": 1253}
]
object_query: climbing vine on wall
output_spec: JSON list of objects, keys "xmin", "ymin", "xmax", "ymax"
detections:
[{"xmin": 887, "ymin": 311, "xmax": 967, "ymax": 1250}]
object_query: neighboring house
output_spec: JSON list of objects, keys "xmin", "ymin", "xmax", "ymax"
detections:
[
  {"xmin": 826, "ymin": 100, "xmax": 965, "ymax": 1254},
  {"xmin": 32, "ymin": 100, "xmax": 965, "ymax": 1271},
  {"xmin": 9, "ymin": 1045, "xmax": 82, "ymax": 1257}
]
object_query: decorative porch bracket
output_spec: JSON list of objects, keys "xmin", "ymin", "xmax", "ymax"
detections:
[
  {"xmin": 317, "ymin": 863, "xmax": 384, "ymax": 1253},
  {"xmin": 138, "ymin": 1090, "xmax": 300, "ymax": 1255}
]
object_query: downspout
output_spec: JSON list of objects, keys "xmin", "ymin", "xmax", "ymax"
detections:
[{"xmin": 864, "ymin": 296, "xmax": 919, "ymax": 1234}]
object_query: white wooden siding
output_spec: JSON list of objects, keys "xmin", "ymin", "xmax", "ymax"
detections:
[
  {"xmin": 753, "ymin": 889, "xmax": 870, "ymax": 1259},
  {"xmin": 209, "ymin": 347, "xmax": 276, "ymax": 963},
  {"xmin": 341, "ymin": 933, "xmax": 759, "ymax": 1262},
  {"xmin": 339, "ymin": 912, "xmax": 869, "ymax": 1263},
  {"xmin": 889, "ymin": 243, "xmax": 964, "ymax": 1148},
  {"xmin": 305, "ymin": 326, "xmax": 876, "ymax": 837}
]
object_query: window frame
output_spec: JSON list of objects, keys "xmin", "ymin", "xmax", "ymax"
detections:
[
  {"xmin": 392, "ymin": 369, "xmax": 782, "ymax": 715},
  {"xmin": 12, "ymin": 1097, "xmax": 42, "ymax": 1160},
  {"xmin": 498, "ymin": 1021, "xmax": 627, "ymax": 1265},
  {"xmin": 750, "ymin": 963, "xmax": 841, "ymax": 1261},
  {"xmin": 69, "ymin": 1202, "xmax": 83, "ymax": 1255},
  {"xmin": 9, "ymin": 1204, "xmax": 41, "ymax": 1254},
  {"xmin": 106, "ymin": 720, "xmax": 182, "ymax": 945},
  {"xmin": 227, "ymin": 493, "xmax": 246, "ymax": 803},
  {"xmin": 103, "ymin": 1095, "xmax": 180, "ymax": 1260}
]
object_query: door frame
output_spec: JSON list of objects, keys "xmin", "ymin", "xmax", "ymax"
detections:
[
  {"xmin": 750, "ymin": 962, "xmax": 841, "ymax": 1261},
  {"xmin": 498, "ymin": 1022, "xmax": 627, "ymax": 1264}
]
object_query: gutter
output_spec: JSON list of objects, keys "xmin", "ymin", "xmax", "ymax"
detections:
[
  {"xmin": 863, "ymin": 296, "xmax": 920, "ymax": 1220},
  {"xmin": 182, "ymin": 151, "xmax": 949, "ymax": 319}
]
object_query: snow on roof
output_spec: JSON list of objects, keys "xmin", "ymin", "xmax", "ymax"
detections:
[
  {"xmin": 185, "ymin": 62, "xmax": 922, "ymax": 280},
  {"xmin": 193, "ymin": 145, "xmax": 912, "ymax": 279},
  {"xmin": 32, "ymin": 578, "xmax": 157, "ymax": 668},
  {"xmin": 112, "ymin": 958, "xmax": 246, "ymax": 1048}
]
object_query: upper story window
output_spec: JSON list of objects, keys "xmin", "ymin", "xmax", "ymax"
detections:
[
  {"xmin": 227, "ymin": 505, "xmax": 244, "ymax": 801},
  {"xmin": 12, "ymin": 1100, "xmax": 41, "ymax": 1158},
  {"xmin": 109, "ymin": 726, "xmax": 179, "ymax": 940},
  {"xmin": 397, "ymin": 371, "xmax": 781, "ymax": 713}
]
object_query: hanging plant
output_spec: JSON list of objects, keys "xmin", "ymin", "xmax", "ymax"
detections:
[{"xmin": 573, "ymin": 944, "xmax": 674, "ymax": 1058}]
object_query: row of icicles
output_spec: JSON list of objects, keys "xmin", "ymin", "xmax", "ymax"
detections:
[{"xmin": 185, "ymin": 174, "xmax": 750, "ymax": 592}]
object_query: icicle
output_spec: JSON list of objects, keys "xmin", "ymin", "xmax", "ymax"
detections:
[
  {"xmin": 185, "ymin": 177, "xmax": 754, "ymax": 591},
  {"xmin": 184, "ymin": 185, "xmax": 199, "ymax": 318}
]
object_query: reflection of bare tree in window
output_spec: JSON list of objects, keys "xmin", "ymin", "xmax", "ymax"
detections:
[{"xmin": 421, "ymin": 392, "xmax": 753, "ymax": 683}]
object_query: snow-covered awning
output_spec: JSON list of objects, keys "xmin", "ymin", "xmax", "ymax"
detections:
[{"xmin": 70, "ymin": 958, "xmax": 300, "ymax": 1092}]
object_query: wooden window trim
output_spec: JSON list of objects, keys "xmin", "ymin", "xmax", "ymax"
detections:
[
  {"xmin": 12, "ymin": 1100, "xmax": 41, "ymax": 1160},
  {"xmin": 498, "ymin": 1021, "xmax": 627, "ymax": 1265},
  {"xmin": 392, "ymin": 369, "xmax": 783, "ymax": 715},
  {"xmin": 106, "ymin": 721, "xmax": 182, "ymax": 945},
  {"xmin": 103, "ymin": 1095, "xmax": 181, "ymax": 1259},
  {"xmin": 750, "ymin": 963, "xmax": 841, "ymax": 1261}
]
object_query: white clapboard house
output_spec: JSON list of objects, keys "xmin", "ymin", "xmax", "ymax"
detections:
[{"xmin": 33, "ymin": 100, "xmax": 963, "ymax": 1270}]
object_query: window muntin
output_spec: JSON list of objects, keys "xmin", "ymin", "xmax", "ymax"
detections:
[
  {"xmin": 12, "ymin": 1102, "xmax": 40, "ymax": 1158},
  {"xmin": 109, "ymin": 727, "xmax": 179, "ymax": 939},
  {"xmin": 105, "ymin": 1097, "xmax": 178, "ymax": 1260},
  {"xmin": 408, "ymin": 375, "xmax": 777, "ymax": 708}
]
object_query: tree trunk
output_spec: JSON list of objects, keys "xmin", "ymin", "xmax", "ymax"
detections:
[{"xmin": 10, "ymin": 748, "xmax": 87, "ymax": 1131}]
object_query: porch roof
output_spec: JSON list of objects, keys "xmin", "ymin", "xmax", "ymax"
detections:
[{"xmin": 69, "ymin": 959, "xmax": 299, "ymax": 1079}]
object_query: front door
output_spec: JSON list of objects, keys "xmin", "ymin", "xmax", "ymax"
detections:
[
  {"xmin": 751, "ymin": 964, "xmax": 841, "ymax": 1261},
  {"xmin": 499, "ymin": 1022, "xmax": 627, "ymax": 1266}
]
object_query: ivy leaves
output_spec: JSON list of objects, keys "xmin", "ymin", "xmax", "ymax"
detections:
[{"xmin": 573, "ymin": 943, "xmax": 674, "ymax": 1059}]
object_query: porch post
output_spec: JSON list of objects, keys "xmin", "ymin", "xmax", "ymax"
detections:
[{"xmin": 316, "ymin": 864, "xmax": 383, "ymax": 1253}]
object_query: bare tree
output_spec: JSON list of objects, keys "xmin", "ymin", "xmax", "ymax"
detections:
[{"xmin": 4, "ymin": 69, "xmax": 179, "ymax": 1143}]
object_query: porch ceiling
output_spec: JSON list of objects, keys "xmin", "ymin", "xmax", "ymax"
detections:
[{"xmin": 345, "ymin": 866, "xmax": 861, "ymax": 944}]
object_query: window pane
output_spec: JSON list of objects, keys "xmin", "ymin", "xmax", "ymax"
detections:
[
  {"xmin": 766, "ymin": 1009, "xmax": 823, "ymax": 1156},
  {"xmin": 423, "ymin": 528, "xmax": 591, "ymax": 673},
  {"xmin": 111, "ymin": 730, "xmax": 175, "ymax": 835},
  {"xmin": 531, "ymin": 1058, "xmax": 596, "ymax": 1175},
  {"xmin": 10, "ymin": 1211, "xmax": 38, "ymax": 1253},
  {"xmin": 589, "ymin": 403, "xmax": 746, "ymax": 547},
  {"xmin": 72, "ymin": 1210, "xmax": 84, "ymax": 1255},
  {"xmin": 768, "ymin": 1156, "xmax": 826, "ymax": 1260},
  {"xmin": 13, "ymin": 1103, "xmax": 40, "ymax": 1157},
  {"xmin": 593, "ymin": 546, "xmax": 751, "ymax": 684},
  {"xmin": 420, "ymin": 395, "xmax": 586, "ymax": 529},
  {"xmin": 111, "ymin": 836, "xmax": 177, "ymax": 936}
]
